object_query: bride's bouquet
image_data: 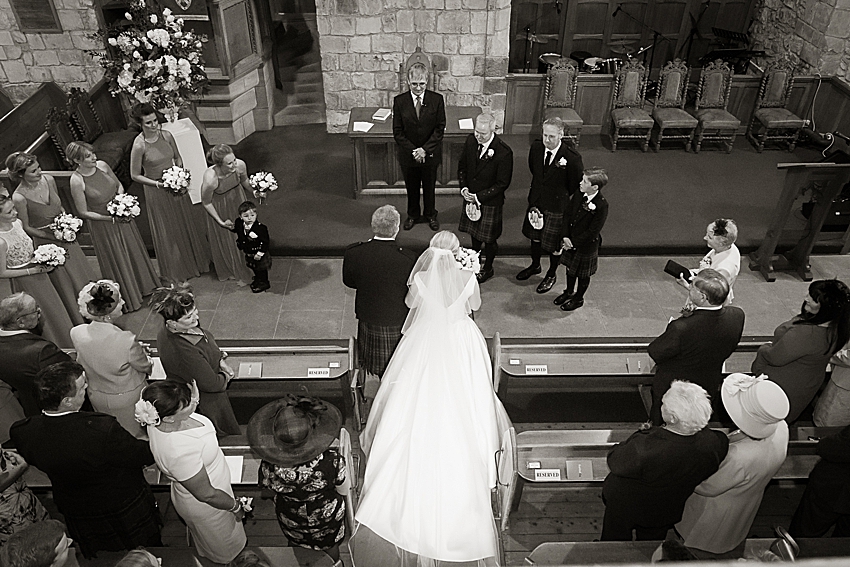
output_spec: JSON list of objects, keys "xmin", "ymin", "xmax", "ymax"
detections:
[
  {"xmin": 248, "ymin": 171, "xmax": 277, "ymax": 204},
  {"xmin": 161, "ymin": 165, "xmax": 191, "ymax": 196},
  {"xmin": 455, "ymin": 247, "xmax": 480, "ymax": 273},
  {"xmin": 49, "ymin": 213, "xmax": 83, "ymax": 242},
  {"xmin": 32, "ymin": 244, "xmax": 67, "ymax": 267},
  {"xmin": 107, "ymin": 194, "xmax": 141, "ymax": 221}
]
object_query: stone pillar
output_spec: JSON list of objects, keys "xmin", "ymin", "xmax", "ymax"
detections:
[{"xmin": 315, "ymin": 0, "xmax": 511, "ymax": 133}]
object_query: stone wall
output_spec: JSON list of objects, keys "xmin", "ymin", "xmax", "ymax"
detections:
[
  {"xmin": 315, "ymin": 0, "xmax": 511, "ymax": 133},
  {"xmin": 0, "ymin": 0, "xmax": 104, "ymax": 103},
  {"xmin": 751, "ymin": 0, "xmax": 850, "ymax": 82}
]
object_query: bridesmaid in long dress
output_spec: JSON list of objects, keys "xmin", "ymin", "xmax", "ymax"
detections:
[
  {"xmin": 6, "ymin": 152, "xmax": 93, "ymax": 326},
  {"xmin": 0, "ymin": 198, "xmax": 73, "ymax": 348},
  {"xmin": 200, "ymin": 144, "xmax": 252, "ymax": 285},
  {"xmin": 67, "ymin": 142, "xmax": 159, "ymax": 312},
  {"xmin": 129, "ymin": 103, "xmax": 210, "ymax": 282}
]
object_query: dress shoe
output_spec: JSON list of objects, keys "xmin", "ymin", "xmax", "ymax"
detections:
[
  {"xmin": 428, "ymin": 216, "xmax": 440, "ymax": 231},
  {"xmin": 560, "ymin": 297, "xmax": 584, "ymax": 311},
  {"xmin": 536, "ymin": 275, "xmax": 557, "ymax": 294},
  {"xmin": 515, "ymin": 265, "xmax": 542, "ymax": 281},
  {"xmin": 553, "ymin": 290, "xmax": 574, "ymax": 305},
  {"xmin": 251, "ymin": 281, "xmax": 270, "ymax": 293},
  {"xmin": 403, "ymin": 217, "xmax": 416, "ymax": 230},
  {"xmin": 476, "ymin": 268, "xmax": 495, "ymax": 284}
]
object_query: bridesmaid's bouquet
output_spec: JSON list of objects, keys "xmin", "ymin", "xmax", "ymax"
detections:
[
  {"xmin": 161, "ymin": 165, "xmax": 191, "ymax": 196},
  {"xmin": 49, "ymin": 213, "xmax": 83, "ymax": 242},
  {"xmin": 248, "ymin": 171, "xmax": 277, "ymax": 204},
  {"xmin": 32, "ymin": 244, "xmax": 67, "ymax": 267},
  {"xmin": 455, "ymin": 247, "xmax": 480, "ymax": 273},
  {"xmin": 107, "ymin": 194, "xmax": 141, "ymax": 221}
]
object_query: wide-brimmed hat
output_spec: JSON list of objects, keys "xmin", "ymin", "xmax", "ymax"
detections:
[
  {"xmin": 247, "ymin": 395, "xmax": 342, "ymax": 467},
  {"xmin": 721, "ymin": 373, "xmax": 789, "ymax": 439}
]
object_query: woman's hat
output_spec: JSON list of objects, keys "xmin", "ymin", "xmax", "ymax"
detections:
[
  {"xmin": 247, "ymin": 395, "xmax": 342, "ymax": 467},
  {"xmin": 721, "ymin": 373, "xmax": 789, "ymax": 439}
]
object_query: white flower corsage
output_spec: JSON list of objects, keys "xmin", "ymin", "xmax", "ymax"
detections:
[
  {"xmin": 486, "ymin": 148, "xmax": 495, "ymax": 159},
  {"xmin": 587, "ymin": 201, "xmax": 596, "ymax": 211},
  {"xmin": 557, "ymin": 157, "xmax": 568, "ymax": 168},
  {"xmin": 722, "ymin": 373, "xmax": 766, "ymax": 397},
  {"xmin": 134, "ymin": 399, "xmax": 161, "ymax": 426}
]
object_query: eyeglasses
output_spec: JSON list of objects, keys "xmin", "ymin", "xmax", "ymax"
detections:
[{"xmin": 16, "ymin": 307, "xmax": 41, "ymax": 320}]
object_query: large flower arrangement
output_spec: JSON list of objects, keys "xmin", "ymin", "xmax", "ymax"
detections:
[{"xmin": 88, "ymin": 0, "xmax": 208, "ymax": 119}]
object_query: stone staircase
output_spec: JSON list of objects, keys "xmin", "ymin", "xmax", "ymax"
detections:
[{"xmin": 274, "ymin": 49, "xmax": 326, "ymax": 126}]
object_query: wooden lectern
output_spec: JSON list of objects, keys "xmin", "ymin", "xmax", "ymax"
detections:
[{"xmin": 749, "ymin": 162, "xmax": 850, "ymax": 281}]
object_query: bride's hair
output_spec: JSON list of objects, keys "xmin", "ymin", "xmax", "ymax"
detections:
[{"xmin": 429, "ymin": 230, "xmax": 459, "ymax": 254}]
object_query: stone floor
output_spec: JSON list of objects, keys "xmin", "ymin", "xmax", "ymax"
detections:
[{"xmin": 113, "ymin": 254, "xmax": 850, "ymax": 342}]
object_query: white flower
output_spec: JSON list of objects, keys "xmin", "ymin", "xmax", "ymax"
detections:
[
  {"xmin": 161, "ymin": 166, "xmax": 191, "ymax": 195},
  {"xmin": 147, "ymin": 28, "xmax": 170, "ymax": 48},
  {"xmin": 134, "ymin": 399, "xmax": 160, "ymax": 426},
  {"xmin": 32, "ymin": 244, "xmax": 66, "ymax": 267},
  {"xmin": 117, "ymin": 69, "xmax": 134, "ymax": 88},
  {"xmin": 50, "ymin": 213, "xmax": 83, "ymax": 242},
  {"xmin": 125, "ymin": 12, "xmax": 133, "ymax": 20},
  {"xmin": 455, "ymin": 247, "xmax": 481, "ymax": 273},
  {"xmin": 558, "ymin": 157, "xmax": 568, "ymax": 167},
  {"xmin": 163, "ymin": 8, "xmax": 172, "ymax": 16},
  {"xmin": 149, "ymin": 14, "xmax": 157, "ymax": 24},
  {"xmin": 487, "ymin": 148, "xmax": 494, "ymax": 158},
  {"xmin": 587, "ymin": 201, "xmax": 596, "ymax": 211},
  {"xmin": 249, "ymin": 172, "xmax": 278, "ymax": 193},
  {"xmin": 108, "ymin": 38, "xmax": 118, "ymax": 46}
]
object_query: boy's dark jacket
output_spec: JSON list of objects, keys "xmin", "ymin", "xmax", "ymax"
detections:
[{"xmin": 232, "ymin": 218, "xmax": 270, "ymax": 257}]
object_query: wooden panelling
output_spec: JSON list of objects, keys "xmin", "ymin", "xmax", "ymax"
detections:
[
  {"xmin": 0, "ymin": 83, "xmax": 66, "ymax": 165},
  {"xmin": 505, "ymin": 74, "xmax": 546, "ymax": 135},
  {"xmin": 88, "ymin": 79, "xmax": 129, "ymax": 133}
]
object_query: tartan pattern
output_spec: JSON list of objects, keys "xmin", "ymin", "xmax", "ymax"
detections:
[
  {"xmin": 560, "ymin": 248, "xmax": 599, "ymax": 278},
  {"xmin": 62, "ymin": 484, "xmax": 162, "ymax": 558},
  {"xmin": 521, "ymin": 210, "xmax": 565, "ymax": 253},
  {"xmin": 458, "ymin": 204, "xmax": 503, "ymax": 243},
  {"xmin": 357, "ymin": 320, "xmax": 403, "ymax": 377}
]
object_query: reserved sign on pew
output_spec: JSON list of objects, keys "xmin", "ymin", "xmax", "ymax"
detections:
[{"xmin": 525, "ymin": 365, "xmax": 549, "ymax": 375}]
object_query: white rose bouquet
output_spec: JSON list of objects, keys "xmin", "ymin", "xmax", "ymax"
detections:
[
  {"xmin": 248, "ymin": 171, "xmax": 278, "ymax": 204},
  {"xmin": 161, "ymin": 165, "xmax": 191, "ymax": 196},
  {"xmin": 455, "ymin": 247, "xmax": 481, "ymax": 273},
  {"xmin": 49, "ymin": 213, "xmax": 83, "ymax": 242},
  {"xmin": 107, "ymin": 194, "xmax": 141, "ymax": 221},
  {"xmin": 32, "ymin": 244, "xmax": 67, "ymax": 267}
]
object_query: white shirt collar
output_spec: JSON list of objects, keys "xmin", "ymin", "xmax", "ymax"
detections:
[
  {"xmin": 372, "ymin": 236, "xmax": 396, "ymax": 241},
  {"xmin": 584, "ymin": 191, "xmax": 599, "ymax": 202},
  {"xmin": 696, "ymin": 304, "xmax": 723, "ymax": 311},
  {"xmin": 478, "ymin": 134, "xmax": 495, "ymax": 154},
  {"xmin": 545, "ymin": 142, "xmax": 561, "ymax": 157},
  {"xmin": 42, "ymin": 410, "xmax": 78, "ymax": 417},
  {"xmin": 0, "ymin": 328, "xmax": 31, "ymax": 336},
  {"xmin": 411, "ymin": 91, "xmax": 423, "ymax": 105}
]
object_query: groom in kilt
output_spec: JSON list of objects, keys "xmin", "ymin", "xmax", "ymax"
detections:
[
  {"xmin": 343, "ymin": 205, "xmax": 416, "ymax": 407},
  {"xmin": 517, "ymin": 117, "xmax": 583, "ymax": 294},
  {"xmin": 458, "ymin": 113, "xmax": 513, "ymax": 283}
]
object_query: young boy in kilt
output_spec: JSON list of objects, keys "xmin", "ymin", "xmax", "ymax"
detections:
[
  {"xmin": 554, "ymin": 167, "xmax": 609, "ymax": 311},
  {"xmin": 232, "ymin": 201, "xmax": 271, "ymax": 293}
]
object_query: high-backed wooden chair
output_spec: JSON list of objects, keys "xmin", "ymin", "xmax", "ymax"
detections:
[
  {"xmin": 651, "ymin": 59, "xmax": 698, "ymax": 152},
  {"xmin": 610, "ymin": 60, "xmax": 653, "ymax": 152},
  {"xmin": 67, "ymin": 87, "xmax": 136, "ymax": 168},
  {"xmin": 746, "ymin": 61, "xmax": 807, "ymax": 152},
  {"xmin": 45, "ymin": 107, "xmax": 76, "ymax": 168},
  {"xmin": 690, "ymin": 59, "xmax": 740, "ymax": 153},
  {"xmin": 398, "ymin": 47, "xmax": 437, "ymax": 93},
  {"xmin": 543, "ymin": 60, "xmax": 583, "ymax": 147}
]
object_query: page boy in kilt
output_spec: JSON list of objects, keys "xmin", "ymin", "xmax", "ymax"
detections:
[
  {"xmin": 343, "ymin": 206, "xmax": 417, "ymax": 407},
  {"xmin": 555, "ymin": 167, "xmax": 610, "ymax": 312},
  {"xmin": 458, "ymin": 113, "xmax": 513, "ymax": 283},
  {"xmin": 232, "ymin": 200, "xmax": 271, "ymax": 293},
  {"xmin": 517, "ymin": 117, "xmax": 584, "ymax": 294}
]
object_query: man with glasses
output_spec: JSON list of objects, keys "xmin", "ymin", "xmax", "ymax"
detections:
[
  {"xmin": 10, "ymin": 362, "xmax": 162, "ymax": 558},
  {"xmin": 393, "ymin": 62, "xmax": 446, "ymax": 231},
  {"xmin": 0, "ymin": 293, "xmax": 71, "ymax": 437}
]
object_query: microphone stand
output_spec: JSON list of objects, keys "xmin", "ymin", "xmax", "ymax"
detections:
[{"xmin": 612, "ymin": 5, "xmax": 672, "ymax": 72}]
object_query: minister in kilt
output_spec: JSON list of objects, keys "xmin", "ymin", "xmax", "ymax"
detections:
[
  {"xmin": 458, "ymin": 113, "xmax": 513, "ymax": 284},
  {"xmin": 517, "ymin": 117, "xmax": 584, "ymax": 294},
  {"xmin": 555, "ymin": 167, "xmax": 609, "ymax": 312},
  {"xmin": 343, "ymin": 206, "xmax": 417, "ymax": 401}
]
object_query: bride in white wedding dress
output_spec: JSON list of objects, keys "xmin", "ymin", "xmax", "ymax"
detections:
[{"xmin": 355, "ymin": 231, "xmax": 512, "ymax": 566}]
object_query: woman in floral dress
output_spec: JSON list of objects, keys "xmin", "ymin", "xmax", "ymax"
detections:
[
  {"xmin": 0, "ymin": 449, "xmax": 48, "ymax": 545},
  {"xmin": 247, "ymin": 396, "xmax": 348, "ymax": 567}
]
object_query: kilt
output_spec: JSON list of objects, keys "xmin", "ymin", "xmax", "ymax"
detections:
[
  {"xmin": 458, "ymin": 204, "xmax": 503, "ymax": 244},
  {"xmin": 63, "ymin": 484, "xmax": 162, "ymax": 558},
  {"xmin": 357, "ymin": 320, "xmax": 403, "ymax": 376},
  {"xmin": 560, "ymin": 248, "xmax": 598, "ymax": 278},
  {"xmin": 246, "ymin": 253, "xmax": 272, "ymax": 272},
  {"xmin": 521, "ymin": 210, "xmax": 565, "ymax": 254}
]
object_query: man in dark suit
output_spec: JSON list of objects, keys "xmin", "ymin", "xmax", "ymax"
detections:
[
  {"xmin": 10, "ymin": 361, "xmax": 162, "ymax": 558},
  {"xmin": 458, "ymin": 113, "xmax": 513, "ymax": 283},
  {"xmin": 0, "ymin": 292, "xmax": 71, "ymax": 418},
  {"xmin": 517, "ymin": 117, "xmax": 584, "ymax": 293},
  {"xmin": 343, "ymin": 205, "xmax": 417, "ymax": 405},
  {"xmin": 393, "ymin": 62, "xmax": 446, "ymax": 231},
  {"xmin": 648, "ymin": 269, "xmax": 745, "ymax": 425}
]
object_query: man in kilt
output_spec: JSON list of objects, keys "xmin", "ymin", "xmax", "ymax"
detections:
[
  {"xmin": 343, "ymin": 205, "xmax": 417, "ymax": 407},
  {"xmin": 458, "ymin": 113, "xmax": 513, "ymax": 283},
  {"xmin": 555, "ymin": 167, "xmax": 610, "ymax": 311},
  {"xmin": 9, "ymin": 362, "xmax": 162, "ymax": 558},
  {"xmin": 517, "ymin": 117, "xmax": 584, "ymax": 293}
]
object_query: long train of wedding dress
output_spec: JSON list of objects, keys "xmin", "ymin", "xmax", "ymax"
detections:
[{"xmin": 356, "ymin": 263, "xmax": 511, "ymax": 564}]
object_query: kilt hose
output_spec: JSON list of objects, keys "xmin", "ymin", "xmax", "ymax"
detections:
[
  {"xmin": 521, "ymin": 210, "xmax": 565, "ymax": 254},
  {"xmin": 458, "ymin": 204, "xmax": 503, "ymax": 244},
  {"xmin": 357, "ymin": 320, "xmax": 403, "ymax": 377}
]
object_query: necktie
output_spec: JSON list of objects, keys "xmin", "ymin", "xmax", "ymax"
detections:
[
  {"xmin": 477, "ymin": 144, "xmax": 484, "ymax": 159},
  {"xmin": 545, "ymin": 150, "xmax": 553, "ymax": 167},
  {"xmin": 415, "ymin": 96, "xmax": 421, "ymax": 119}
]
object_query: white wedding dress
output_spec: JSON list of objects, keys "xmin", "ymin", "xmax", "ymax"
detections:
[{"xmin": 356, "ymin": 248, "xmax": 512, "ymax": 565}]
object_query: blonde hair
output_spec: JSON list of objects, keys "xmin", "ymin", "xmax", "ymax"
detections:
[
  {"xmin": 4, "ymin": 152, "xmax": 37, "ymax": 186},
  {"xmin": 206, "ymin": 144, "xmax": 234, "ymax": 166},
  {"xmin": 429, "ymin": 230, "xmax": 459, "ymax": 254},
  {"xmin": 65, "ymin": 141, "xmax": 95, "ymax": 165}
]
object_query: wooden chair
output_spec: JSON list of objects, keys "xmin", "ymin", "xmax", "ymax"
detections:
[
  {"xmin": 690, "ymin": 59, "xmax": 740, "ymax": 153},
  {"xmin": 610, "ymin": 60, "xmax": 653, "ymax": 152},
  {"xmin": 44, "ymin": 107, "xmax": 76, "ymax": 168},
  {"xmin": 746, "ymin": 61, "xmax": 807, "ymax": 152},
  {"xmin": 398, "ymin": 47, "xmax": 437, "ymax": 93},
  {"xmin": 651, "ymin": 59, "xmax": 698, "ymax": 152},
  {"xmin": 543, "ymin": 60, "xmax": 583, "ymax": 147}
]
